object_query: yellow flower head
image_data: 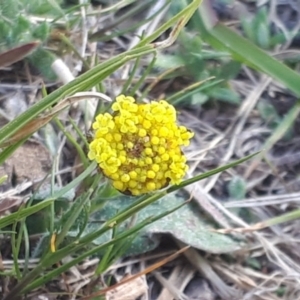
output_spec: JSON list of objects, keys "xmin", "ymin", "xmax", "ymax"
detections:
[{"xmin": 88, "ymin": 95, "xmax": 194, "ymax": 196}]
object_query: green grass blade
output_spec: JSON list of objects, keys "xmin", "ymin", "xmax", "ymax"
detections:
[
  {"xmin": 20, "ymin": 199, "xmax": 187, "ymax": 294},
  {"xmin": 0, "ymin": 46, "xmax": 155, "ymax": 145},
  {"xmin": 137, "ymin": 0, "xmax": 202, "ymax": 48},
  {"xmin": 167, "ymin": 151, "xmax": 259, "ymax": 193},
  {"xmin": 192, "ymin": 2, "xmax": 300, "ymax": 96},
  {"xmin": 0, "ymin": 200, "xmax": 53, "ymax": 229}
]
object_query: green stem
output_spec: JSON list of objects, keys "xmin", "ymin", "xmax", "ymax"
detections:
[
  {"xmin": 130, "ymin": 54, "xmax": 156, "ymax": 96},
  {"xmin": 121, "ymin": 56, "xmax": 141, "ymax": 94},
  {"xmin": 263, "ymin": 209, "xmax": 300, "ymax": 228},
  {"xmin": 11, "ymin": 222, "xmax": 21, "ymax": 280}
]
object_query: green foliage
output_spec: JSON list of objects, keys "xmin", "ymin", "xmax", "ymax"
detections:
[
  {"xmin": 227, "ymin": 177, "xmax": 256, "ymax": 223},
  {"xmin": 5, "ymin": 153, "xmax": 255, "ymax": 297},
  {"xmin": 186, "ymin": 0, "xmax": 300, "ymax": 165},
  {"xmin": 257, "ymin": 100, "xmax": 281, "ymax": 129},
  {"xmin": 19, "ymin": 0, "xmax": 64, "ymax": 16},
  {"xmin": 228, "ymin": 177, "xmax": 246, "ymax": 200},
  {"xmin": 155, "ymin": 29, "xmax": 241, "ymax": 106},
  {"xmin": 31, "ymin": 233, "xmax": 51, "ymax": 258},
  {"xmin": 257, "ymin": 100, "xmax": 294, "ymax": 141},
  {"xmin": 276, "ymin": 286, "xmax": 287, "ymax": 297},
  {"xmin": 32, "ymin": 22, "xmax": 50, "ymax": 41},
  {"xmin": 1, "ymin": 0, "xmax": 19, "ymax": 20},
  {"xmin": 86, "ymin": 193, "xmax": 242, "ymax": 255},
  {"xmin": 1, "ymin": 2, "xmax": 219, "ymax": 297},
  {"xmin": 245, "ymin": 257, "xmax": 261, "ymax": 270},
  {"xmin": 0, "ymin": 199, "xmax": 54, "ymax": 230},
  {"xmin": 0, "ymin": 0, "xmax": 69, "ymax": 80},
  {"xmin": 28, "ymin": 48, "xmax": 57, "ymax": 80},
  {"xmin": 12, "ymin": 16, "xmax": 32, "ymax": 43},
  {"xmin": 0, "ymin": 1, "xmax": 266, "ymax": 298},
  {"xmin": 241, "ymin": 7, "xmax": 288, "ymax": 49}
]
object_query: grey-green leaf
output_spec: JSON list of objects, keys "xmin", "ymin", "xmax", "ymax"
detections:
[{"xmin": 72, "ymin": 193, "xmax": 242, "ymax": 256}]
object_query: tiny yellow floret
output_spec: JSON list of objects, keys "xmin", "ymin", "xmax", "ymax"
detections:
[
  {"xmin": 152, "ymin": 164, "xmax": 160, "ymax": 172},
  {"xmin": 87, "ymin": 95, "xmax": 194, "ymax": 195},
  {"xmin": 146, "ymin": 182, "xmax": 156, "ymax": 191},
  {"xmin": 145, "ymin": 157, "xmax": 153, "ymax": 165},
  {"xmin": 114, "ymin": 133, "xmax": 122, "ymax": 142},
  {"xmin": 113, "ymin": 181, "xmax": 124, "ymax": 190},
  {"xmin": 144, "ymin": 148, "xmax": 153, "ymax": 156},
  {"xmin": 147, "ymin": 170, "xmax": 156, "ymax": 179},
  {"xmin": 138, "ymin": 128, "xmax": 147, "ymax": 137},
  {"xmin": 129, "ymin": 171, "xmax": 137, "ymax": 179},
  {"xmin": 151, "ymin": 136, "xmax": 160, "ymax": 145},
  {"xmin": 121, "ymin": 174, "xmax": 130, "ymax": 183}
]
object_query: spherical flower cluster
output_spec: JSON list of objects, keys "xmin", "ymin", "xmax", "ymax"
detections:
[{"xmin": 88, "ymin": 95, "xmax": 194, "ymax": 196}]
